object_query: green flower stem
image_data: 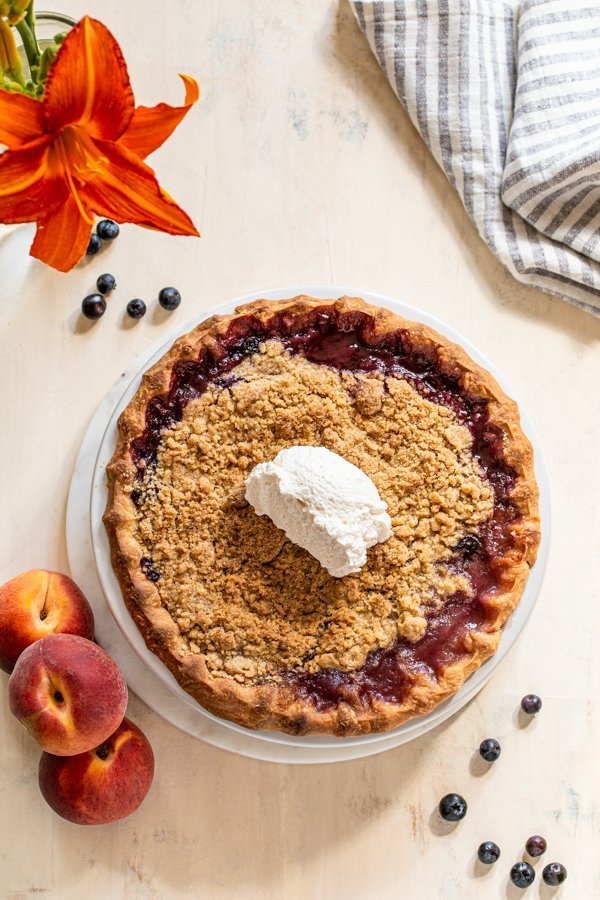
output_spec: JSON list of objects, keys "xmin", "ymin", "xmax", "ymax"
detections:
[
  {"xmin": 25, "ymin": 1, "xmax": 41, "ymax": 66},
  {"xmin": 16, "ymin": 17, "xmax": 39, "ymax": 75}
]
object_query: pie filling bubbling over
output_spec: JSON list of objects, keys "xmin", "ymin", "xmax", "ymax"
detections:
[{"xmin": 128, "ymin": 307, "xmax": 519, "ymax": 710}]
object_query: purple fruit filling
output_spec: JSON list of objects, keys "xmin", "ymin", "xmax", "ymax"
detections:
[
  {"xmin": 140, "ymin": 557, "xmax": 161, "ymax": 582},
  {"xmin": 132, "ymin": 305, "xmax": 523, "ymax": 709}
]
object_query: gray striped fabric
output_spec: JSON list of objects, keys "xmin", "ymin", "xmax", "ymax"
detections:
[{"xmin": 350, "ymin": 0, "xmax": 600, "ymax": 316}]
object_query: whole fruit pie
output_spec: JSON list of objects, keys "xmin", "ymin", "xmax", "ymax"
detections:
[{"xmin": 104, "ymin": 296, "xmax": 540, "ymax": 736}]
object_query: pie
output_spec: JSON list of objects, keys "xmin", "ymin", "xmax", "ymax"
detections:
[{"xmin": 104, "ymin": 295, "xmax": 540, "ymax": 736}]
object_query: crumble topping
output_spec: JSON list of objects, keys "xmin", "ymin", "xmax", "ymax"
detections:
[{"xmin": 132, "ymin": 341, "xmax": 494, "ymax": 684}]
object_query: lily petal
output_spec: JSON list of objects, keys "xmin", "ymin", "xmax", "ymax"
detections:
[
  {"xmin": 120, "ymin": 75, "xmax": 200, "ymax": 160},
  {"xmin": 43, "ymin": 17, "xmax": 134, "ymax": 142},
  {"xmin": 30, "ymin": 194, "xmax": 93, "ymax": 272},
  {"xmin": 82, "ymin": 139, "xmax": 199, "ymax": 236},
  {"xmin": 0, "ymin": 92, "xmax": 44, "ymax": 149},
  {"xmin": 0, "ymin": 137, "xmax": 67, "ymax": 223}
]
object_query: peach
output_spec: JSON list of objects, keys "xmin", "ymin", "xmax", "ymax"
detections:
[
  {"xmin": 8, "ymin": 634, "xmax": 127, "ymax": 756},
  {"xmin": 38, "ymin": 718, "xmax": 154, "ymax": 825},
  {"xmin": 0, "ymin": 569, "xmax": 94, "ymax": 673}
]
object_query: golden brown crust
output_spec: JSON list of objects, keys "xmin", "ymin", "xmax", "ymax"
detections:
[{"xmin": 103, "ymin": 296, "xmax": 540, "ymax": 736}]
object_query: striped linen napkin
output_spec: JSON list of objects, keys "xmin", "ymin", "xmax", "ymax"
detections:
[{"xmin": 350, "ymin": 0, "xmax": 600, "ymax": 316}]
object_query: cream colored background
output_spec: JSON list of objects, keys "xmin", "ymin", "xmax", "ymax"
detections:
[{"xmin": 1, "ymin": 1, "xmax": 598, "ymax": 897}]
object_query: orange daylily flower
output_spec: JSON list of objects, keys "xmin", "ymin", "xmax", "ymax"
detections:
[{"xmin": 0, "ymin": 16, "xmax": 199, "ymax": 271}]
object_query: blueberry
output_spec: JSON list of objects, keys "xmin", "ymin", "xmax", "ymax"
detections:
[
  {"xmin": 86, "ymin": 233, "xmax": 102, "ymax": 255},
  {"xmin": 525, "ymin": 835, "xmax": 547, "ymax": 858},
  {"xmin": 456, "ymin": 534, "xmax": 481, "ymax": 557},
  {"xmin": 127, "ymin": 298, "xmax": 146, "ymax": 319},
  {"xmin": 96, "ymin": 273, "xmax": 116, "ymax": 294},
  {"xmin": 521, "ymin": 694, "xmax": 542, "ymax": 715},
  {"xmin": 438, "ymin": 793, "xmax": 467, "ymax": 822},
  {"xmin": 510, "ymin": 862, "xmax": 535, "ymax": 889},
  {"xmin": 81, "ymin": 294, "xmax": 106, "ymax": 319},
  {"xmin": 542, "ymin": 863, "xmax": 567, "ymax": 886},
  {"xmin": 158, "ymin": 286, "xmax": 181, "ymax": 311},
  {"xmin": 241, "ymin": 336, "xmax": 261, "ymax": 355},
  {"xmin": 141, "ymin": 557, "xmax": 160, "ymax": 582},
  {"xmin": 96, "ymin": 218, "xmax": 120, "ymax": 240},
  {"xmin": 479, "ymin": 738, "xmax": 501, "ymax": 762},
  {"xmin": 477, "ymin": 841, "xmax": 500, "ymax": 865}
]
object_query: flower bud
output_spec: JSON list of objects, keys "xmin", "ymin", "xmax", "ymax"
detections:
[
  {"xmin": 0, "ymin": 18, "xmax": 21, "ymax": 76},
  {"xmin": 0, "ymin": 0, "xmax": 32, "ymax": 26}
]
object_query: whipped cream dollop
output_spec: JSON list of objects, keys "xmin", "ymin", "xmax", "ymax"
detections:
[{"xmin": 245, "ymin": 446, "xmax": 392, "ymax": 578}]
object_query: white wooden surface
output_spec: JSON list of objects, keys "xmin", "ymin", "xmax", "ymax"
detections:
[{"xmin": 1, "ymin": 1, "xmax": 598, "ymax": 897}]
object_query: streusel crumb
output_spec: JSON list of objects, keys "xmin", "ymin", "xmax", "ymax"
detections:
[{"xmin": 133, "ymin": 343, "xmax": 493, "ymax": 683}]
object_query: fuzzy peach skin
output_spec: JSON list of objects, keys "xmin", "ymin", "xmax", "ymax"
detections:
[
  {"xmin": 8, "ymin": 634, "xmax": 128, "ymax": 756},
  {"xmin": 0, "ymin": 570, "xmax": 95, "ymax": 673},
  {"xmin": 38, "ymin": 718, "xmax": 155, "ymax": 825}
]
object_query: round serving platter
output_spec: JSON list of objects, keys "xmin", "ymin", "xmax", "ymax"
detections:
[{"xmin": 66, "ymin": 285, "xmax": 551, "ymax": 764}]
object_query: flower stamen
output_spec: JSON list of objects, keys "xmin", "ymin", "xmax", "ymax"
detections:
[{"xmin": 54, "ymin": 132, "xmax": 93, "ymax": 224}]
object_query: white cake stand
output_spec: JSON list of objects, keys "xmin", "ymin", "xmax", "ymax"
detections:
[{"xmin": 66, "ymin": 286, "xmax": 550, "ymax": 764}]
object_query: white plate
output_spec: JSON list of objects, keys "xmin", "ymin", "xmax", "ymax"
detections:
[{"xmin": 67, "ymin": 285, "xmax": 550, "ymax": 763}]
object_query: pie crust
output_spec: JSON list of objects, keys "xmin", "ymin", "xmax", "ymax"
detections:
[{"xmin": 104, "ymin": 296, "xmax": 540, "ymax": 736}]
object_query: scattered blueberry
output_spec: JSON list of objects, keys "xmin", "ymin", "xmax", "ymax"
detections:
[
  {"xmin": 542, "ymin": 863, "xmax": 567, "ymax": 886},
  {"xmin": 127, "ymin": 298, "xmax": 147, "ymax": 319},
  {"xmin": 96, "ymin": 218, "xmax": 120, "ymax": 240},
  {"xmin": 438, "ymin": 793, "xmax": 467, "ymax": 822},
  {"xmin": 86, "ymin": 233, "xmax": 102, "ymax": 255},
  {"xmin": 96, "ymin": 273, "xmax": 116, "ymax": 295},
  {"xmin": 479, "ymin": 738, "xmax": 501, "ymax": 762},
  {"xmin": 81, "ymin": 294, "xmax": 106, "ymax": 319},
  {"xmin": 525, "ymin": 835, "xmax": 547, "ymax": 858},
  {"xmin": 477, "ymin": 841, "xmax": 501, "ymax": 865},
  {"xmin": 510, "ymin": 861, "xmax": 535, "ymax": 889},
  {"xmin": 521, "ymin": 694, "xmax": 542, "ymax": 715},
  {"xmin": 158, "ymin": 286, "xmax": 181, "ymax": 311}
]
